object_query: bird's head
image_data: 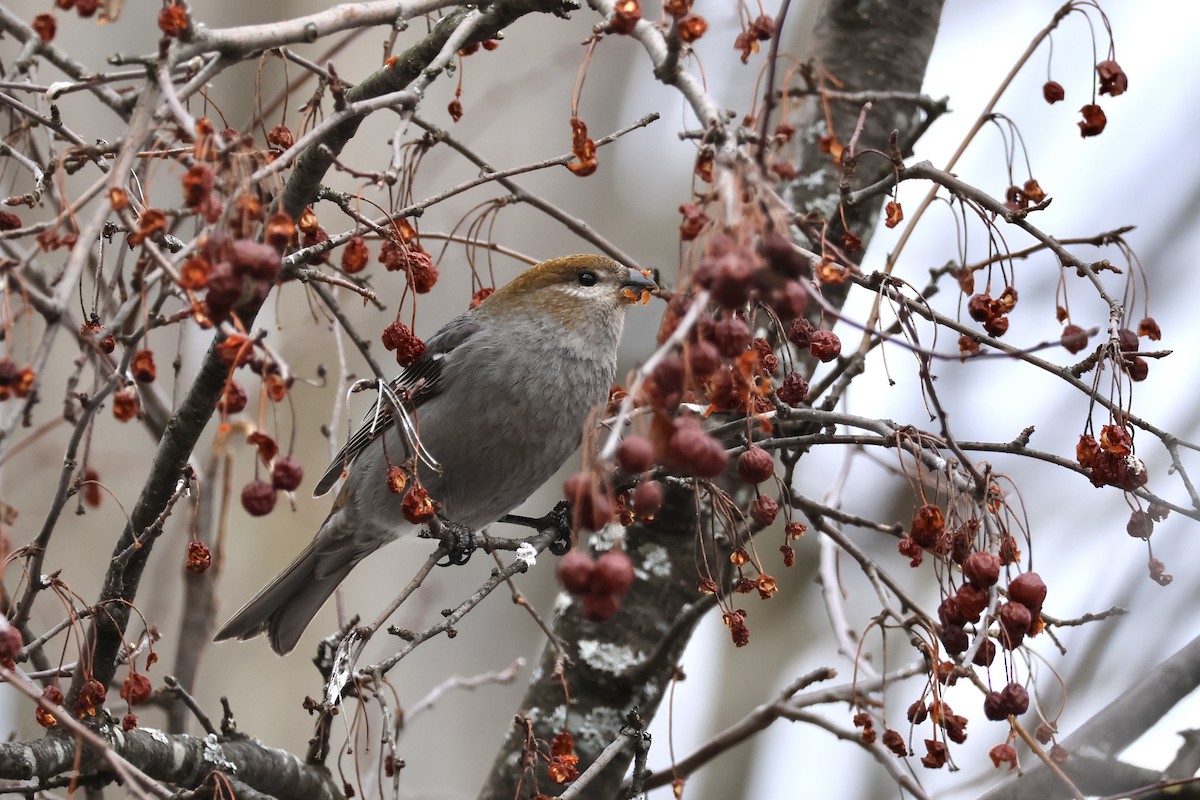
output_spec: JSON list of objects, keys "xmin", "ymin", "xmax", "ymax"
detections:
[{"xmin": 479, "ymin": 255, "xmax": 657, "ymax": 335}]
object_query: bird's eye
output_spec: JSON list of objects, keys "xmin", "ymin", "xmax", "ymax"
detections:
[{"xmin": 577, "ymin": 270, "xmax": 598, "ymax": 287}]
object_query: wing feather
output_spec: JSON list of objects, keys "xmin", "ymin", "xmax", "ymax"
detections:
[{"xmin": 312, "ymin": 312, "xmax": 481, "ymax": 497}]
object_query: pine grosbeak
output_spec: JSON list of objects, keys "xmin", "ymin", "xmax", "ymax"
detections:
[{"xmin": 216, "ymin": 255, "xmax": 656, "ymax": 654}]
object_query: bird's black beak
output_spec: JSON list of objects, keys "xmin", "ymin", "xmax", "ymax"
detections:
[{"xmin": 622, "ymin": 268, "xmax": 658, "ymax": 292}]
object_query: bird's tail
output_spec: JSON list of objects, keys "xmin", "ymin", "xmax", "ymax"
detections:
[{"xmin": 214, "ymin": 538, "xmax": 356, "ymax": 655}]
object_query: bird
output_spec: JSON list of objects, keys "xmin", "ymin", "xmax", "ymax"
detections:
[{"xmin": 215, "ymin": 255, "xmax": 656, "ymax": 654}]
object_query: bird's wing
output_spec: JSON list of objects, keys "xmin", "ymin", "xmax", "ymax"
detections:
[{"xmin": 312, "ymin": 312, "xmax": 481, "ymax": 497}]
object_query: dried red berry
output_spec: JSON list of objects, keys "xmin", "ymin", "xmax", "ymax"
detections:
[
  {"xmin": 983, "ymin": 690, "xmax": 1006, "ymax": 721},
  {"xmin": 1137, "ymin": 317, "xmax": 1161, "ymax": 341},
  {"xmin": 272, "ymin": 455, "xmax": 304, "ymax": 492},
  {"xmin": 1078, "ymin": 104, "xmax": 1107, "ymax": 137},
  {"xmin": 230, "ymin": 239, "xmax": 280, "ymax": 282},
  {"xmin": 750, "ymin": 495, "xmax": 778, "ymax": 528},
  {"xmin": 940, "ymin": 625, "xmax": 967, "ymax": 655},
  {"xmin": 955, "ymin": 583, "xmax": 988, "ymax": 622},
  {"xmin": 776, "ymin": 372, "xmax": 809, "ymax": 406},
  {"xmin": 557, "ymin": 550, "xmax": 594, "ymax": 595},
  {"xmin": 938, "ymin": 597, "xmax": 967, "ymax": 628},
  {"xmin": 1008, "ymin": 572, "xmax": 1047, "ymax": 614},
  {"xmin": 1000, "ymin": 682, "xmax": 1030, "ymax": 716},
  {"xmin": 36, "ymin": 685, "xmax": 63, "ymax": 728},
  {"xmin": 909, "ymin": 504, "xmax": 945, "ymax": 549},
  {"xmin": 131, "ymin": 350, "xmax": 157, "ymax": 383},
  {"xmin": 998, "ymin": 601, "xmax": 1031, "ymax": 649},
  {"xmin": 341, "ymin": 236, "xmax": 369, "ymax": 274},
  {"xmin": 631, "ymin": 480, "xmax": 664, "ymax": 517},
  {"xmin": 737, "ymin": 448, "xmax": 774, "ymax": 484},
  {"xmin": 1061, "ymin": 324, "xmax": 1089, "ymax": 354},
  {"xmin": 582, "ymin": 591, "xmax": 621, "ymax": 621},
  {"xmin": 241, "ymin": 480, "xmax": 277, "ymax": 516},
  {"xmin": 615, "ymin": 435, "xmax": 655, "ymax": 473},
  {"xmin": 972, "ymin": 638, "xmax": 997, "ymax": 667},
  {"xmin": 218, "ymin": 381, "xmax": 248, "ymax": 414},
  {"xmin": 809, "ymin": 330, "xmax": 841, "ymax": 362},
  {"xmin": 1096, "ymin": 59, "xmax": 1127, "ymax": 97},
  {"xmin": 402, "ymin": 483, "xmax": 436, "ymax": 524},
  {"xmin": 120, "ymin": 672, "xmax": 152, "ymax": 706},
  {"xmin": 963, "ymin": 552, "xmax": 1000, "ymax": 587},
  {"xmin": 787, "ymin": 318, "xmax": 813, "ymax": 348},
  {"xmin": 688, "ymin": 340, "xmax": 721, "ymax": 378},
  {"xmin": 711, "ymin": 316, "xmax": 752, "ymax": 358},
  {"xmin": 593, "ymin": 551, "xmax": 634, "ymax": 594},
  {"xmin": 185, "ymin": 540, "xmax": 212, "ymax": 574},
  {"xmin": 666, "ymin": 417, "xmax": 728, "ymax": 478},
  {"xmin": 1043, "ymin": 80, "xmax": 1065, "ymax": 104},
  {"xmin": 989, "ymin": 743, "xmax": 1018, "ymax": 770}
]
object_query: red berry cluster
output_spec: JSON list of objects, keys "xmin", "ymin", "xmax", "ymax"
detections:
[
  {"xmin": 556, "ymin": 549, "xmax": 635, "ymax": 621},
  {"xmin": 966, "ymin": 288, "xmax": 1017, "ymax": 338},
  {"xmin": 1075, "ymin": 424, "xmax": 1146, "ymax": 492},
  {"xmin": 240, "ymin": 454, "xmax": 304, "ymax": 518}
]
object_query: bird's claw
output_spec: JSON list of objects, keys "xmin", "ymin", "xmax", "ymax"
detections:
[{"xmin": 433, "ymin": 520, "xmax": 477, "ymax": 566}]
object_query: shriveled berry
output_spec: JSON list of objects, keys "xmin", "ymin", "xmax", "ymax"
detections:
[
  {"xmin": 955, "ymin": 583, "xmax": 988, "ymax": 622},
  {"xmin": 666, "ymin": 417, "xmax": 728, "ymax": 478},
  {"xmin": 185, "ymin": 541, "xmax": 212, "ymax": 574},
  {"xmin": 963, "ymin": 551, "xmax": 1000, "ymax": 587},
  {"xmin": 999, "ymin": 682, "xmax": 1029, "ymax": 716},
  {"xmin": 402, "ymin": 483, "xmax": 436, "ymax": 523},
  {"xmin": 967, "ymin": 294, "xmax": 992, "ymax": 322},
  {"xmin": 909, "ymin": 504, "xmax": 945, "ymax": 549},
  {"xmin": 1117, "ymin": 327, "xmax": 1139, "ymax": 352},
  {"xmin": 648, "ymin": 354, "xmax": 685, "ymax": 408},
  {"xmin": 972, "ymin": 638, "xmax": 996, "ymax": 666},
  {"xmin": 938, "ymin": 597, "xmax": 967, "ymax": 627},
  {"xmin": 218, "ymin": 380, "xmax": 248, "ymax": 414},
  {"xmin": 712, "ymin": 315, "xmax": 752, "ymax": 357},
  {"xmin": 983, "ymin": 691, "xmax": 1007, "ymax": 721},
  {"xmin": 1008, "ymin": 572, "xmax": 1047, "ymax": 613},
  {"xmin": 131, "ymin": 350, "xmax": 157, "ymax": 383},
  {"xmin": 582, "ymin": 591, "xmax": 621, "ymax": 621},
  {"xmin": 230, "ymin": 239, "xmax": 280, "ymax": 282},
  {"xmin": 615, "ymin": 435, "xmax": 655, "ymax": 473},
  {"xmin": 1127, "ymin": 509, "xmax": 1153, "ymax": 539},
  {"xmin": 688, "ymin": 340, "xmax": 721, "ymax": 378},
  {"xmin": 271, "ymin": 455, "xmax": 304, "ymax": 492},
  {"xmin": 1061, "ymin": 324, "xmax": 1089, "ymax": 354},
  {"xmin": 787, "ymin": 318, "xmax": 813, "ymax": 348},
  {"xmin": 809, "ymin": 330, "xmax": 841, "ymax": 362},
  {"xmin": 998, "ymin": 601, "xmax": 1031, "ymax": 648},
  {"xmin": 737, "ymin": 447, "xmax": 774, "ymax": 484},
  {"xmin": 240, "ymin": 480, "xmax": 277, "ymax": 516},
  {"xmin": 631, "ymin": 480, "xmax": 664, "ymax": 516},
  {"xmin": 1043, "ymin": 80, "xmax": 1065, "ymax": 104},
  {"xmin": 776, "ymin": 372, "xmax": 809, "ymax": 406},
  {"xmin": 1125, "ymin": 356, "xmax": 1148, "ymax": 382},
  {"xmin": 941, "ymin": 625, "xmax": 968, "ymax": 655},
  {"xmin": 557, "ymin": 550, "xmax": 595, "ymax": 595},
  {"xmin": 750, "ymin": 495, "xmax": 778, "ymax": 528},
  {"xmin": 593, "ymin": 551, "xmax": 634, "ymax": 595},
  {"xmin": 983, "ymin": 315, "xmax": 1009, "ymax": 337}
]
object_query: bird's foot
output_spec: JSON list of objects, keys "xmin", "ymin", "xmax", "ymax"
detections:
[
  {"xmin": 502, "ymin": 500, "xmax": 573, "ymax": 555},
  {"xmin": 430, "ymin": 518, "xmax": 476, "ymax": 566}
]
